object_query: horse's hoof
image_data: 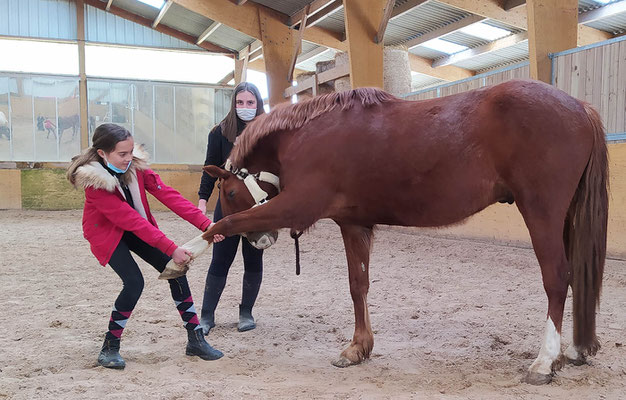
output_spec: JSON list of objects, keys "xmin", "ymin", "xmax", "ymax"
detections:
[
  {"xmin": 565, "ymin": 355, "xmax": 586, "ymax": 366},
  {"xmin": 523, "ymin": 372, "xmax": 553, "ymax": 385},
  {"xmin": 331, "ymin": 356, "xmax": 356, "ymax": 368}
]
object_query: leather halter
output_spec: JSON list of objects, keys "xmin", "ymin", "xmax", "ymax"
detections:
[{"xmin": 224, "ymin": 159, "xmax": 280, "ymax": 206}]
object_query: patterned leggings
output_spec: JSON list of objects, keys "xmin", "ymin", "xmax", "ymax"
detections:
[{"xmin": 105, "ymin": 232, "xmax": 200, "ymax": 340}]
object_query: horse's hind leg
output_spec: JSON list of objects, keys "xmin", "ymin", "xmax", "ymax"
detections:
[
  {"xmin": 518, "ymin": 203, "xmax": 570, "ymax": 385},
  {"xmin": 332, "ymin": 223, "xmax": 374, "ymax": 368}
]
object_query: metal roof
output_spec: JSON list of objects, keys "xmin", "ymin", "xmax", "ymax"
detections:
[{"xmin": 3, "ymin": 0, "xmax": 625, "ymax": 85}]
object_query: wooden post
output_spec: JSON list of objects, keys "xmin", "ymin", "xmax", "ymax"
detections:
[
  {"xmin": 527, "ymin": 0, "xmax": 578, "ymax": 84},
  {"xmin": 259, "ymin": 7, "xmax": 294, "ymax": 107},
  {"xmin": 343, "ymin": 0, "xmax": 385, "ymax": 88},
  {"xmin": 76, "ymin": 0, "xmax": 89, "ymax": 149}
]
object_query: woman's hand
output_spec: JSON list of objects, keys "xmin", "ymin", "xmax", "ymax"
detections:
[
  {"xmin": 198, "ymin": 199, "xmax": 207, "ymax": 215},
  {"xmin": 208, "ymin": 222, "xmax": 225, "ymax": 243},
  {"xmin": 172, "ymin": 247, "xmax": 192, "ymax": 265}
]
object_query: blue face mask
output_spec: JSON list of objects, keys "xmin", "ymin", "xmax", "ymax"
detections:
[{"xmin": 105, "ymin": 156, "xmax": 131, "ymax": 174}]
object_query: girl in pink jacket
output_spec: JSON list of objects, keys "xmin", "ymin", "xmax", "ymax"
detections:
[{"xmin": 67, "ymin": 123, "xmax": 224, "ymax": 369}]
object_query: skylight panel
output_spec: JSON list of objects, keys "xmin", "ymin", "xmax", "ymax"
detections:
[
  {"xmin": 460, "ymin": 22, "xmax": 511, "ymax": 41},
  {"xmin": 137, "ymin": 0, "xmax": 166, "ymax": 8},
  {"xmin": 421, "ymin": 38, "xmax": 468, "ymax": 54}
]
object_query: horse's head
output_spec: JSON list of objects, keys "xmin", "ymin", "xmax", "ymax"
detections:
[{"xmin": 204, "ymin": 163, "xmax": 280, "ymax": 249}]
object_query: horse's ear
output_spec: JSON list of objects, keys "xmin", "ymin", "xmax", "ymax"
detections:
[{"xmin": 204, "ymin": 165, "xmax": 230, "ymax": 179}]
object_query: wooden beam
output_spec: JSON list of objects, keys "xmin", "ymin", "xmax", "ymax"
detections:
[
  {"xmin": 432, "ymin": 32, "xmax": 527, "ymax": 67},
  {"xmin": 196, "ymin": 21, "xmax": 221, "ymax": 44},
  {"xmin": 390, "ymin": 0, "xmax": 430, "ymax": 19},
  {"xmin": 235, "ymin": 44, "xmax": 250, "ymax": 84},
  {"xmin": 259, "ymin": 7, "xmax": 295, "ymax": 106},
  {"xmin": 344, "ymin": 0, "xmax": 385, "ymax": 88},
  {"xmin": 152, "ymin": 0, "xmax": 173, "ymax": 28},
  {"xmin": 297, "ymin": 46, "xmax": 331, "ymax": 65},
  {"xmin": 527, "ymin": 0, "xmax": 577, "ymax": 83},
  {"xmin": 404, "ymin": 14, "xmax": 484, "ymax": 49},
  {"xmin": 289, "ymin": 0, "xmax": 335, "ymax": 27},
  {"xmin": 579, "ymin": 1, "xmax": 626, "ymax": 24},
  {"xmin": 218, "ymin": 71, "xmax": 235, "ymax": 84},
  {"xmin": 77, "ymin": 0, "xmax": 89, "ymax": 150},
  {"xmin": 503, "ymin": 0, "xmax": 525, "ymax": 11},
  {"xmin": 288, "ymin": 5, "xmax": 310, "ymax": 81},
  {"xmin": 409, "ymin": 53, "xmax": 473, "ymax": 81},
  {"xmin": 237, "ymin": 39, "xmax": 262, "ymax": 60},
  {"xmin": 302, "ymin": 1, "xmax": 342, "ymax": 28},
  {"xmin": 374, "ymin": 0, "xmax": 396, "ymax": 44},
  {"xmin": 172, "ymin": 0, "xmax": 346, "ymax": 51},
  {"xmin": 106, "ymin": 0, "xmax": 114, "ymax": 11},
  {"xmin": 85, "ymin": 0, "xmax": 233, "ymax": 54}
]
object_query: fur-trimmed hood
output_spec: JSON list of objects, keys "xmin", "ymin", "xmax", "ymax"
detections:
[{"xmin": 73, "ymin": 145, "xmax": 150, "ymax": 192}]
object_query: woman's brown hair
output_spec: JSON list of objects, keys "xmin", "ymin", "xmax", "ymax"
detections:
[{"xmin": 220, "ymin": 82, "xmax": 265, "ymax": 143}]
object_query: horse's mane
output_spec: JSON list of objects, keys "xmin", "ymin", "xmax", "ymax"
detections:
[{"xmin": 230, "ymin": 87, "xmax": 398, "ymax": 165}]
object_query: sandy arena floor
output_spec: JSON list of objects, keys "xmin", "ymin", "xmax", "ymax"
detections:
[{"xmin": 0, "ymin": 210, "xmax": 624, "ymax": 399}]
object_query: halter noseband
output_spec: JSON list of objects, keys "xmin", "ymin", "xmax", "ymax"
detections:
[{"xmin": 224, "ymin": 159, "xmax": 280, "ymax": 206}]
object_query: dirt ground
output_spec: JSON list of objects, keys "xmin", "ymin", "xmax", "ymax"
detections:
[{"xmin": 0, "ymin": 210, "xmax": 624, "ymax": 400}]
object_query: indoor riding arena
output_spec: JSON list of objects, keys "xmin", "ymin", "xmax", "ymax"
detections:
[{"xmin": 1, "ymin": 1, "xmax": 625, "ymax": 399}]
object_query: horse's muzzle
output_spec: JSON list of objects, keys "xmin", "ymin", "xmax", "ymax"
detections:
[{"xmin": 245, "ymin": 230, "xmax": 279, "ymax": 250}]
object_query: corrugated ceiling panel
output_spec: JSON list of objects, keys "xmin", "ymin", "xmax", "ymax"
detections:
[
  {"xmin": 86, "ymin": 4, "xmax": 197, "ymax": 50},
  {"xmin": 251, "ymin": 0, "xmax": 312, "ymax": 16},
  {"xmin": 409, "ymin": 46, "xmax": 448, "ymax": 59},
  {"xmin": 315, "ymin": 7, "xmax": 344, "ymax": 34},
  {"xmin": 386, "ymin": 1, "xmax": 471, "ymax": 46},
  {"xmin": 585, "ymin": 12, "xmax": 626, "ymax": 34},
  {"xmin": 207, "ymin": 24, "xmax": 255, "ymax": 52},
  {"xmin": 0, "ymin": 0, "xmax": 77, "ymax": 40},
  {"xmin": 114, "ymin": 0, "xmax": 159, "ymax": 20},
  {"xmin": 161, "ymin": 2, "xmax": 213, "ymax": 37},
  {"xmin": 452, "ymin": 40, "xmax": 529, "ymax": 71},
  {"xmin": 441, "ymin": 31, "xmax": 490, "ymax": 48}
]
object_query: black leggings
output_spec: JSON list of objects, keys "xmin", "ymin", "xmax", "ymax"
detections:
[
  {"xmin": 108, "ymin": 231, "xmax": 193, "ymax": 312},
  {"xmin": 208, "ymin": 199, "xmax": 263, "ymax": 277}
]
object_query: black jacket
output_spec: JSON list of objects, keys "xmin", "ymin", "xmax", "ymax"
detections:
[{"xmin": 198, "ymin": 121, "xmax": 246, "ymax": 201}]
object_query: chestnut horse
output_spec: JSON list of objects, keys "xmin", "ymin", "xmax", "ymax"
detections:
[{"xmin": 202, "ymin": 80, "xmax": 608, "ymax": 384}]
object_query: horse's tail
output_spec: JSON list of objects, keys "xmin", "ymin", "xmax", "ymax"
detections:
[{"xmin": 566, "ymin": 102, "xmax": 608, "ymax": 354}]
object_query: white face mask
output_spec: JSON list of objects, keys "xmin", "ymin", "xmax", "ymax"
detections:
[{"xmin": 236, "ymin": 108, "xmax": 257, "ymax": 122}]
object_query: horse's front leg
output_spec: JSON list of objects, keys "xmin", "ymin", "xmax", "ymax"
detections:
[{"xmin": 332, "ymin": 223, "xmax": 374, "ymax": 368}]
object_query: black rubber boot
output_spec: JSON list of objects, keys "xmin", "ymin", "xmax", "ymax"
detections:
[
  {"xmin": 97, "ymin": 338, "xmax": 125, "ymax": 369},
  {"xmin": 238, "ymin": 271, "xmax": 262, "ymax": 332},
  {"xmin": 200, "ymin": 274, "xmax": 227, "ymax": 336},
  {"xmin": 185, "ymin": 328, "xmax": 223, "ymax": 360}
]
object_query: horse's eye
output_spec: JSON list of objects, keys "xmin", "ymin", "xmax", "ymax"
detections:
[{"xmin": 228, "ymin": 190, "xmax": 235, "ymax": 199}]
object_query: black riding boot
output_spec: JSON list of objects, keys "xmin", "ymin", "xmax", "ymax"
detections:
[
  {"xmin": 98, "ymin": 337, "xmax": 125, "ymax": 369},
  {"xmin": 200, "ymin": 274, "xmax": 227, "ymax": 335},
  {"xmin": 186, "ymin": 328, "xmax": 224, "ymax": 360},
  {"xmin": 238, "ymin": 271, "xmax": 262, "ymax": 332}
]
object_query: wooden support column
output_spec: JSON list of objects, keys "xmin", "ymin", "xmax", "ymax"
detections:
[
  {"xmin": 258, "ymin": 7, "xmax": 294, "ymax": 107},
  {"xmin": 76, "ymin": 0, "xmax": 89, "ymax": 149},
  {"xmin": 526, "ymin": 0, "xmax": 578, "ymax": 83},
  {"xmin": 343, "ymin": 0, "xmax": 385, "ymax": 88},
  {"xmin": 235, "ymin": 51, "xmax": 249, "ymax": 84}
]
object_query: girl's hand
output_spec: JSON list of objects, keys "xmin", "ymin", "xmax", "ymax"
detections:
[
  {"xmin": 208, "ymin": 222, "xmax": 225, "ymax": 243},
  {"xmin": 172, "ymin": 247, "xmax": 192, "ymax": 265}
]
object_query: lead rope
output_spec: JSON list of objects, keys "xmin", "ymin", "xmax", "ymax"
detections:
[{"xmin": 290, "ymin": 230, "xmax": 304, "ymax": 275}]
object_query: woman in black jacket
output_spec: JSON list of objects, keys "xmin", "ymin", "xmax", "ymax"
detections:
[{"xmin": 197, "ymin": 82, "xmax": 266, "ymax": 335}]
